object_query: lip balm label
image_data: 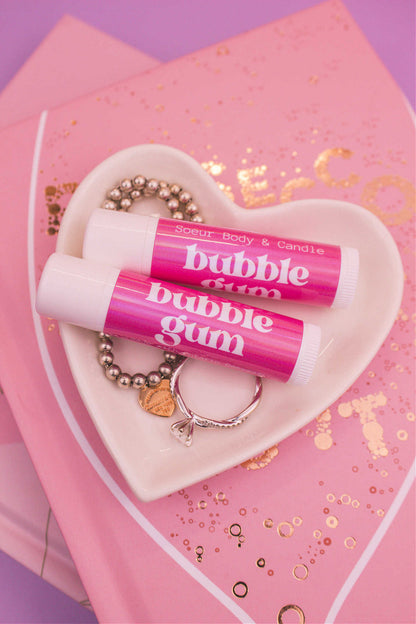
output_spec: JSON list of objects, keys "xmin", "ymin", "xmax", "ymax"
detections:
[
  {"xmin": 104, "ymin": 272, "xmax": 304, "ymax": 382},
  {"xmin": 151, "ymin": 218, "xmax": 341, "ymax": 306}
]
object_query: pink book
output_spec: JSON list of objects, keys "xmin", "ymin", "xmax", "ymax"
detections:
[
  {"xmin": 0, "ymin": 15, "xmax": 158, "ymax": 129},
  {"xmin": 0, "ymin": 14, "xmax": 158, "ymax": 604},
  {"xmin": 0, "ymin": 2, "xmax": 414, "ymax": 622}
]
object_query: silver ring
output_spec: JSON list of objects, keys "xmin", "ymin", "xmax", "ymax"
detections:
[{"xmin": 169, "ymin": 360, "xmax": 263, "ymax": 446}]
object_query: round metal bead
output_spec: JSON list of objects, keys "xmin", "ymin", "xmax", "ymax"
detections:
[
  {"xmin": 158, "ymin": 362, "xmax": 173, "ymax": 378},
  {"xmin": 159, "ymin": 180, "xmax": 169, "ymax": 188},
  {"xmin": 120, "ymin": 197, "xmax": 132, "ymax": 210},
  {"xmin": 158, "ymin": 187, "xmax": 171, "ymax": 201},
  {"xmin": 98, "ymin": 351, "xmax": 113, "ymax": 367},
  {"xmin": 98, "ymin": 336, "xmax": 113, "ymax": 352},
  {"xmin": 117, "ymin": 373, "xmax": 132, "ymax": 389},
  {"xmin": 179, "ymin": 191, "xmax": 192, "ymax": 205},
  {"xmin": 185, "ymin": 202, "xmax": 198, "ymax": 215},
  {"xmin": 145, "ymin": 179, "xmax": 160, "ymax": 195},
  {"xmin": 102, "ymin": 199, "xmax": 117, "ymax": 211},
  {"xmin": 130, "ymin": 189, "xmax": 141, "ymax": 200},
  {"xmin": 147, "ymin": 371, "xmax": 162, "ymax": 387},
  {"xmin": 131, "ymin": 373, "xmax": 147, "ymax": 390},
  {"xmin": 164, "ymin": 351, "xmax": 178, "ymax": 364},
  {"xmin": 105, "ymin": 364, "xmax": 121, "ymax": 381},
  {"xmin": 190, "ymin": 213, "xmax": 204, "ymax": 223},
  {"xmin": 169, "ymin": 183, "xmax": 181, "ymax": 196},
  {"xmin": 172, "ymin": 210, "xmax": 184, "ymax": 220},
  {"xmin": 120, "ymin": 178, "xmax": 133, "ymax": 192},
  {"xmin": 98, "ymin": 332, "xmax": 111, "ymax": 339},
  {"xmin": 167, "ymin": 198, "xmax": 180, "ymax": 212},
  {"xmin": 108, "ymin": 187, "xmax": 122, "ymax": 201},
  {"xmin": 133, "ymin": 175, "xmax": 146, "ymax": 189}
]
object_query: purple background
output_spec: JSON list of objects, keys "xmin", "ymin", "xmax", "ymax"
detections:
[{"xmin": 0, "ymin": 1, "xmax": 414, "ymax": 622}]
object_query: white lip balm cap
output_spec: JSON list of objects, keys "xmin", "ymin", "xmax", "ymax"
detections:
[
  {"xmin": 36, "ymin": 253, "xmax": 120, "ymax": 331},
  {"xmin": 332, "ymin": 246, "xmax": 359, "ymax": 309},
  {"xmin": 288, "ymin": 322, "xmax": 321, "ymax": 385},
  {"xmin": 83, "ymin": 209, "xmax": 158, "ymax": 274}
]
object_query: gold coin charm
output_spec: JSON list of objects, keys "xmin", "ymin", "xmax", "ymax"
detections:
[{"xmin": 138, "ymin": 380, "xmax": 176, "ymax": 417}]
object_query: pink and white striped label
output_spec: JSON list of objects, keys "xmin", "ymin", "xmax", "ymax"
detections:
[
  {"xmin": 151, "ymin": 218, "xmax": 341, "ymax": 306},
  {"xmin": 104, "ymin": 272, "xmax": 305, "ymax": 382}
]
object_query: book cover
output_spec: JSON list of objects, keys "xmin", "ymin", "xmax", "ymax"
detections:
[{"xmin": 0, "ymin": 14, "xmax": 157, "ymax": 606}]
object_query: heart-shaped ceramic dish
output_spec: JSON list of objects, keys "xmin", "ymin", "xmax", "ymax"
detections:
[{"xmin": 56, "ymin": 144, "xmax": 403, "ymax": 501}]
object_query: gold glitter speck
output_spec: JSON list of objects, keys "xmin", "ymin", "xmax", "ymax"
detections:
[
  {"xmin": 278, "ymin": 605, "xmax": 305, "ymax": 624},
  {"xmin": 217, "ymin": 45, "xmax": 230, "ymax": 56},
  {"xmin": 314, "ymin": 432, "xmax": 333, "ymax": 450},
  {"xmin": 344, "ymin": 536, "xmax": 357, "ymax": 549},
  {"xmin": 201, "ymin": 160, "xmax": 226, "ymax": 176},
  {"xmin": 232, "ymin": 581, "xmax": 248, "ymax": 598},
  {"xmin": 277, "ymin": 521, "xmax": 294, "ymax": 538},
  {"xmin": 397, "ymin": 430, "xmax": 408, "ymax": 441},
  {"xmin": 292, "ymin": 564, "xmax": 309, "ymax": 581},
  {"xmin": 326, "ymin": 515, "xmax": 339, "ymax": 529}
]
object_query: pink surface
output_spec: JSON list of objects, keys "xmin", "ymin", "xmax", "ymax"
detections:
[
  {"xmin": 0, "ymin": 14, "xmax": 157, "ymax": 608},
  {"xmin": 0, "ymin": 2, "xmax": 414, "ymax": 623}
]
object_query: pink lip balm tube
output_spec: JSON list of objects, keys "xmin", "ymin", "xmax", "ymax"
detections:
[
  {"xmin": 83, "ymin": 209, "xmax": 359, "ymax": 308},
  {"xmin": 36, "ymin": 253, "xmax": 321, "ymax": 384}
]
